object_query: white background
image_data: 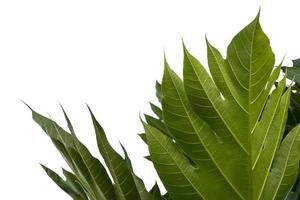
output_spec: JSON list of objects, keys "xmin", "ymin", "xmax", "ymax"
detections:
[{"xmin": 1, "ymin": 0, "xmax": 300, "ymax": 199}]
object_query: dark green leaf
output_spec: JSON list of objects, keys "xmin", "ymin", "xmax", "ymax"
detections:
[{"xmin": 87, "ymin": 106, "xmax": 141, "ymax": 200}]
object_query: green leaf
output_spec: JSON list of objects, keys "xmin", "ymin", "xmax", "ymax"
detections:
[
  {"xmin": 156, "ymin": 81, "xmax": 163, "ymax": 102},
  {"xmin": 30, "ymin": 104, "xmax": 162, "ymax": 200},
  {"xmin": 87, "ymin": 106, "xmax": 141, "ymax": 200},
  {"xmin": 252, "ymin": 83, "xmax": 291, "ymax": 200},
  {"xmin": 284, "ymin": 67, "xmax": 300, "ymax": 83},
  {"xmin": 120, "ymin": 144, "xmax": 156, "ymax": 200},
  {"xmin": 41, "ymin": 165, "xmax": 88, "ymax": 200},
  {"xmin": 150, "ymin": 183, "xmax": 162, "ymax": 199},
  {"xmin": 282, "ymin": 58, "xmax": 300, "ymax": 83},
  {"xmin": 292, "ymin": 59, "xmax": 300, "ymax": 67},
  {"xmin": 282, "ymin": 60, "xmax": 300, "ymax": 135},
  {"xmin": 144, "ymin": 114, "xmax": 169, "ymax": 136},
  {"xmin": 285, "ymin": 178, "xmax": 300, "ymax": 200},
  {"xmin": 138, "ymin": 133, "xmax": 148, "ymax": 144},
  {"xmin": 162, "ymin": 193, "xmax": 172, "ymax": 200},
  {"xmin": 62, "ymin": 168, "xmax": 88, "ymax": 199},
  {"xmin": 260, "ymin": 124, "xmax": 300, "ymax": 200},
  {"xmin": 144, "ymin": 123, "xmax": 205, "ymax": 200},
  {"xmin": 144, "ymin": 155, "xmax": 152, "ymax": 161},
  {"xmin": 161, "ymin": 59, "xmax": 243, "ymax": 199},
  {"xmin": 150, "ymin": 102, "xmax": 163, "ymax": 119},
  {"xmin": 60, "ymin": 106, "xmax": 116, "ymax": 200}
]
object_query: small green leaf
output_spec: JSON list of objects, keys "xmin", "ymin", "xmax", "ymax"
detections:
[
  {"xmin": 150, "ymin": 102, "xmax": 163, "ymax": 119},
  {"xmin": 156, "ymin": 81, "xmax": 162, "ymax": 102},
  {"xmin": 138, "ymin": 133, "xmax": 147, "ymax": 144},
  {"xmin": 41, "ymin": 164, "xmax": 88, "ymax": 200}
]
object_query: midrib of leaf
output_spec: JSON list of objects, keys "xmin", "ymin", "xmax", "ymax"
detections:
[
  {"xmin": 166, "ymin": 66, "xmax": 245, "ymax": 200},
  {"xmin": 228, "ymin": 46, "xmax": 249, "ymax": 91},
  {"xmin": 248, "ymin": 15, "xmax": 259, "ymax": 200},
  {"xmin": 147, "ymin": 125, "xmax": 206, "ymax": 200}
]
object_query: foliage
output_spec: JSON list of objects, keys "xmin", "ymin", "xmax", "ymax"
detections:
[
  {"xmin": 28, "ymin": 103, "xmax": 167, "ymax": 200},
  {"xmin": 143, "ymin": 12, "xmax": 300, "ymax": 200},
  {"xmin": 29, "ymin": 12, "xmax": 300, "ymax": 200}
]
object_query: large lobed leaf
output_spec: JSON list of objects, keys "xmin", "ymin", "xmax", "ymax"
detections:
[{"xmin": 144, "ymin": 12, "xmax": 300, "ymax": 200}]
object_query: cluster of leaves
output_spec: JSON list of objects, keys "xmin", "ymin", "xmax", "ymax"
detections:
[
  {"xmin": 29, "ymin": 104, "xmax": 169, "ymax": 200},
  {"xmin": 142, "ymin": 13, "xmax": 300, "ymax": 200},
  {"xmin": 30, "ymin": 12, "xmax": 300, "ymax": 200}
]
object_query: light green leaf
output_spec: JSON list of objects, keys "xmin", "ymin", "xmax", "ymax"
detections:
[
  {"xmin": 144, "ymin": 123, "xmax": 205, "ymax": 200},
  {"xmin": 162, "ymin": 60, "xmax": 243, "ymax": 199},
  {"xmin": 156, "ymin": 81, "xmax": 163, "ymax": 102}
]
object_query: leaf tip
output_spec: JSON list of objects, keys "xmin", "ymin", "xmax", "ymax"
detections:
[
  {"xmin": 163, "ymin": 51, "xmax": 172, "ymax": 71},
  {"xmin": 40, "ymin": 163, "xmax": 48, "ymax": 171},
  {"xmin": 205, "ymin": 34, "xmax": 212, "ymax": 46},
  {"xmin": 181, "ymin": 37, "xmax": 186, "ymax": 49},
  {"xmin": 257, "ymin": 6, "xmax": 261, "ymax": 19},
  {"xmin": 155, "ymin": 80, "xmax": 161, "ymax": 86},
  {"xmin": 144, "ymin": 155, "xmax": 152, "ymax": 161},
  {"xmin": 163, "ymin": 48, "xmax": 167, "ymax": 62},
  {"xmin": 255, "ymin": 8, "xmax": 261, "ymax": 24},
  {"xmin": 149, "ymin": 101, "xmax": 154, "ymax": 107},
  {"xmin": 139, "ymin": 112, "xmax": 145, "ymax": 124},
  {"xmin": 59, "ymin": 102, "xmax": 68, "ymax": 119},
  {"xmin": 204, "ymin": 33, "xmax": 208, "ymax": 41},
  {"xmin": 86, "ymin": 103, "xmax": 96, "ymax": 120},
  {"xmin": 21, "ymin": 100, "xmax": 34, "ymax": 112}
]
